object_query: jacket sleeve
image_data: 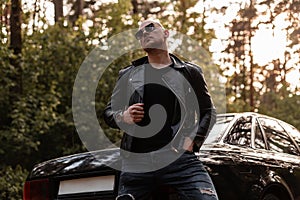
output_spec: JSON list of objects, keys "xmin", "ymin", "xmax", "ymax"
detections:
[
  {"xmin": 186, "ymin": 63, "xmax": 217, "ymax": 150},
  {"xmin": 102, "ymin": 66, "xmax": 131, "ymax": 129}
]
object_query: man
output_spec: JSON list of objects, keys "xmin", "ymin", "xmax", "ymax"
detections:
[{"xmin": 103, "ymin": 19, "xmax": 218, "ymax": 200}]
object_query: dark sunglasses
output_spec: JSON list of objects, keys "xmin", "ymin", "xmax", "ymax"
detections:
[{"xmin": 135, "ymin": 23, "xmax": 156, "ymax": 40}]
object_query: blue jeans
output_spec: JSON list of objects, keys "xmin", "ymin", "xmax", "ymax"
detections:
[{"xmin": 117, "ymin": 151, "xmax": 219, "ymax": 200}]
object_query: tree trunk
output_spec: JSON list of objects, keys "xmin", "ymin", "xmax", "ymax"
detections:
[
  {"xmin": 10, "ymin": 0, "xmax": 22, "ymax": 55},
  {"xmin": 131, "ymin": 0, "xmax": 138, "ymax": 14},
  {"xmin": 9, "ymin": 0, "xmax": 22, "ymax": 98},
  {"xmin": 69, "ymin": 0, "xmax": 83, "ymax": 25},
  {"xmin": 75, "ymin": 0, "xmax": 83, "ymax": 19},
  {"xmin": 73, "ymin": 0, "xmax": 83, "ymax": 24},
  {"xmin": 53, "ymin": 0, "xmax": 63, "ymax": 23}
]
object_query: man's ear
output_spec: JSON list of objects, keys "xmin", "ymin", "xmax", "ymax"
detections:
[{"xmin": 163, "ymin": 29, "xmax": 169, "ymax": 38}]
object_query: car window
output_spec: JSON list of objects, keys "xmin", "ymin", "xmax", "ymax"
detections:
[
  {"xmin": 280, "ymin": 121, "xmax": 300, "ymax": 150},
  {"xmin": 254, "ymin": 119, "xmax": 266, "ymax": 149},
  {"xmin": 225, "ymin": 116, "xmax": 252, "ymax": 148},
  {"xmin": 204, "ymin": 115, "xmax": 234, "ymax": 144},
  {"xmin": 259, "ymin": 117, "xmax": 299, "ymax": 156}
]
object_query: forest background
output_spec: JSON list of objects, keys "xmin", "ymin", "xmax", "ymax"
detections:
[{"xmin": 1, "ymin": 0, "xmax": 299, "ymax": 199}]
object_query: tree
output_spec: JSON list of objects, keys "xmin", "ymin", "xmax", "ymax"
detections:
[
  {"xmin": 68, "ymin": 0, "xmax": 84, "ymax": 25},
  {"xmin": 216, "ymin": 0, "xmax": 299, "ymax": 114},
  {"xmin": 9, "ymin": 0, "xmax": 22, "ymax": 103},
  {"xmin": 255, "ymin": 0, "xmax": 299, "ymax": 96},
  {"xmin": 217, "ymin": 1, "xmax": 258, "ymax": 111},
  {"xmin": 53, "ymin": 0, "xmax": 63, "ymax": 23},
  {"xmin": 1, "ymin": 2, "xmax": 93, "ymax": 198}
]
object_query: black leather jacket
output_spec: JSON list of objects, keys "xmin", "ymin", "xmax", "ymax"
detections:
[{"xmin": 103, "ymin": 54, "xmax": 216, "ymax": 152}]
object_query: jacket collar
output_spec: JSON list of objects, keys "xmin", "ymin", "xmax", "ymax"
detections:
[{"xmin": 131, "ymin": 53, "xmax": 185, "ymax": 69}]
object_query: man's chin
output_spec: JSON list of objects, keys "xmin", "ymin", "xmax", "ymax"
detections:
[
  {"xmin": 143, "ymin": 47, "xmax": 157, "ymax": 53},
  {"xmin": 143, "ymin": 46, "xmax": 166, "ymax": 53}
]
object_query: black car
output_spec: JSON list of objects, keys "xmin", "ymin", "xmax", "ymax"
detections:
[{"xmin": 23, "ymin": 112, "xmax": 300, "ymax": 200}]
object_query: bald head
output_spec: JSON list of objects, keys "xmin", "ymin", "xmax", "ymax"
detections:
[{"xmin": 136, "ymin": 18, "xmax": 169, "ymax": 54}]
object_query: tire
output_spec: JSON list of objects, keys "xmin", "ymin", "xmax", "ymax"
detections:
[{"xmin": 262, "ymin": 193, "xmax": 281, "ymax": 200}]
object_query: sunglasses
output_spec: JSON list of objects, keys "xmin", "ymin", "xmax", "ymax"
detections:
[{"xmin": 135, "ymin": 23, "xmax": 156, "ymax": 40}]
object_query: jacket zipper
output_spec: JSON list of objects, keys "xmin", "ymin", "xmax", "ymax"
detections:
[{"xmin": 162, "ymin": 76, "xmax": 187, "ymax": 152}]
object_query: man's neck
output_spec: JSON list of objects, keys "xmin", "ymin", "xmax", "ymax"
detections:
[{"xmin": 147, "ymin": 50, "xmax": 172, "ymax": 69}]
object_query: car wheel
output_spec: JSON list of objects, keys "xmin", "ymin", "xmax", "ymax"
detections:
[{"xmin": 262, "ymin": 193, "xmax": 281, "ymax": 200}]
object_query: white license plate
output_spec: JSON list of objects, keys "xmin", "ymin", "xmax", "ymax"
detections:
[{"xmin": 58, "ymin": 175, "xmax": 115, "ymax": 195}]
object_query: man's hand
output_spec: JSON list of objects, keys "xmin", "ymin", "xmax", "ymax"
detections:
[
  {"xmin": 183, "ymin": 137, "xmax": 194, "ymax": 152},
  {"xmin": 123, "ymin": 103, "xmax": 144, "ymax": 124}
]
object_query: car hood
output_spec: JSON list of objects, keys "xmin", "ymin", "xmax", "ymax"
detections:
[{"xmin": 29, "ymin": 148, "xmax": 121, "ymax": 179}]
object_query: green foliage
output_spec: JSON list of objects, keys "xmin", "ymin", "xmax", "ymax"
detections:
[
  {"xmin": 0, "ymin": 45, "xmax": 14, "ymax": 126},
  {"xmin": 159, "ymin": 0, "xmax": 215, "ymax": 50},
  {"xmin": 0, "ymin": 22, "xmax": 93, "ymax": 197},
  {"xmin": 259, "ymin": 92, "xmax": 300, "ymax": 130},
  {"xmin": 227, "ymin": 98, "xmax": 252, "ymax": 113},
  {"xmin": 0, "ymin": 165, "xmax": 28, "ymax": 200},
  {"xmin": 21, "ymin": 24, "xmax": 90, "ymax": 159},
  {"xmin": 1, "ymin": 24, "xmax": 92, "ymax": 168}
]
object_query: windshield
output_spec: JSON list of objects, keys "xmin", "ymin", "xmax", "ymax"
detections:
[{"xmin": 204, "ymin": 115, "xmax": 235, "ymax": 144}]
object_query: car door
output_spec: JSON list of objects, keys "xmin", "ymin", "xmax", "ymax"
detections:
[
  {"xmin": 219, "ymin": 115, "xmax": 268, "ymax": 200},
  {"xmin": 258, "ymin": 117, "xmax": 300, "ymax": 200},
  {"xmin": 279, "ymin": 121, "xmax": 300, "ymax": 199}
]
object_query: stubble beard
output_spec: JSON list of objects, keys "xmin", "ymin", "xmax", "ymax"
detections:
[{"xmin": 142, "ymin": 42, "xmax": 167, "ymax": 54}]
